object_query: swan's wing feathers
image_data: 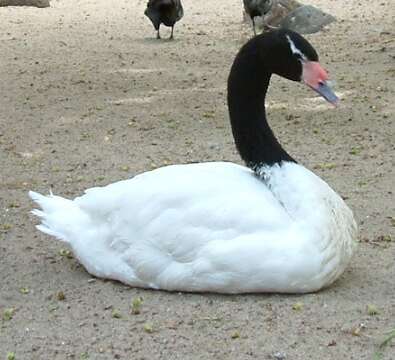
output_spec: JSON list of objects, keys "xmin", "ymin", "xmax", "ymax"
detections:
[{"xmin": 99, "ymin": 164, "xmax": 293, "ymax": 288}]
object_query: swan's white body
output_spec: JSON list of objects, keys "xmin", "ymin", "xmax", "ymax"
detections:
[{"xmin": 30, "ymin": 161, "xmax": 357, "ymax": 293}]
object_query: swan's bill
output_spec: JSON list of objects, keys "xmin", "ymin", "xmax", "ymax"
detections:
[
  {"xmin": 313, "ymin": 81, "xmax": 339, "ymax": 105},
  {"xmin": 302, "ymin": 61, "xmax": 339, "ymax": 106}
]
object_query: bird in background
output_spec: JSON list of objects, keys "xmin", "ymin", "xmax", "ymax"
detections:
[
  {"xmin": 243, "ymin": 0, "xmax": 273, "ymax": 35},
  {"xmin": 144, "ymin": 0, "xmax": 184, "ymax": 39}
]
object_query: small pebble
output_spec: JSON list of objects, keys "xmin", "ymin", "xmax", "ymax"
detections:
[{"xmin": 273, "ymin": 351, "xmax": 286, "ymax": 360}]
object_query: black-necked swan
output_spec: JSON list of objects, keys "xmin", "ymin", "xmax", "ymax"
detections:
[
  {"xmin": 30, "ymin": 30, "xmax": 357, "ymax": 294},
  {"xmin": 144, "ymin": 0, "xmax": 184, "ymax": 40}
]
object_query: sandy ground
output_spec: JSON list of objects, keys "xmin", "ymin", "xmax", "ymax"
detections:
[{"xmin": 0, "ymin": 0, "xmax": 394, "ymax": 358}]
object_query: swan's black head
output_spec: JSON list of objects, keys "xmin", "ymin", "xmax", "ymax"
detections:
[
  {"xmin": 227, "ymin": 29, "xmax": 339, "ymax": 168},
  {"xmin": 255, "ymin": 29, "xmax": 338, "ymax": 104}
]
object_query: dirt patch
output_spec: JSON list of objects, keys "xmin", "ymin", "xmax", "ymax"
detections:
[{"xmin": 0, "ymin": 0, "xmax": 394, "ymax": 359}]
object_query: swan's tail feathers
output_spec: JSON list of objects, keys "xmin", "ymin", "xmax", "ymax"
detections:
[{"xmin": 29, "ymin": 191, "xmax": 88, "ymax": 243}]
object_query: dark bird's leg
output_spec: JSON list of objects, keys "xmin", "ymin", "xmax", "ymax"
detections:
[
  {"xmin": 169, "ymin": 25, "xmax": 174, "ymax": 40},
  {"xmin": 156, "ymin": 25, "xmax": 161, "ymax": 39},
  {"xmin": 264, "ymin": 23, "xmax": 280, "ymax": 31},
  {"xmin": 252, "ymin": 17, "xmax": 257, "ymax": 36}
]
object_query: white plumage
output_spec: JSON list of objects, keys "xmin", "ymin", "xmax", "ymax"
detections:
[{"xmin": 29, "ymin": 161, "xmax": 357, "ymax": 293}]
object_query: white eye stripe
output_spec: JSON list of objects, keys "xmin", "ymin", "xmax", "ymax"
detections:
[{"xmin": 286, "ymin": 35, "xmax": 307, "ymax": 61}]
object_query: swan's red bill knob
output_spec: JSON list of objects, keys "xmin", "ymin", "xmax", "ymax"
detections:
[{"xmin": 302, "ymin": 61, "xmax": 339, "ymax": 106}]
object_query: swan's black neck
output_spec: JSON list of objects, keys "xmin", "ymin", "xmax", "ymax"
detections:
[{"xmin": 227, "ymin": 37, "xmax": 296, "ymax": 171}]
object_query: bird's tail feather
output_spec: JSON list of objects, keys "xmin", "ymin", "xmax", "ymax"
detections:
[{"xmin": 29, "ymin": 191, "xmax": 89, "ymax": 243}]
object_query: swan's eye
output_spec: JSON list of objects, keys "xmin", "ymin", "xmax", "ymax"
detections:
[
  {"xmin": 294, "ymin": 53, "xmax": 303, "ymax": 62},
  {"xmin": 286, "ymin": 35, "xmax": 307, "ymax": 62}
]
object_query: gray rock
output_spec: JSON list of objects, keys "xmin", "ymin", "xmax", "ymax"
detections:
[
  {"xmin": 280, "ymin": 5, "xmax": 336, "ymax": 34},
  {"xmin": 0, "ymin": 0, "xmax": 50, "ymax": 7}
]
